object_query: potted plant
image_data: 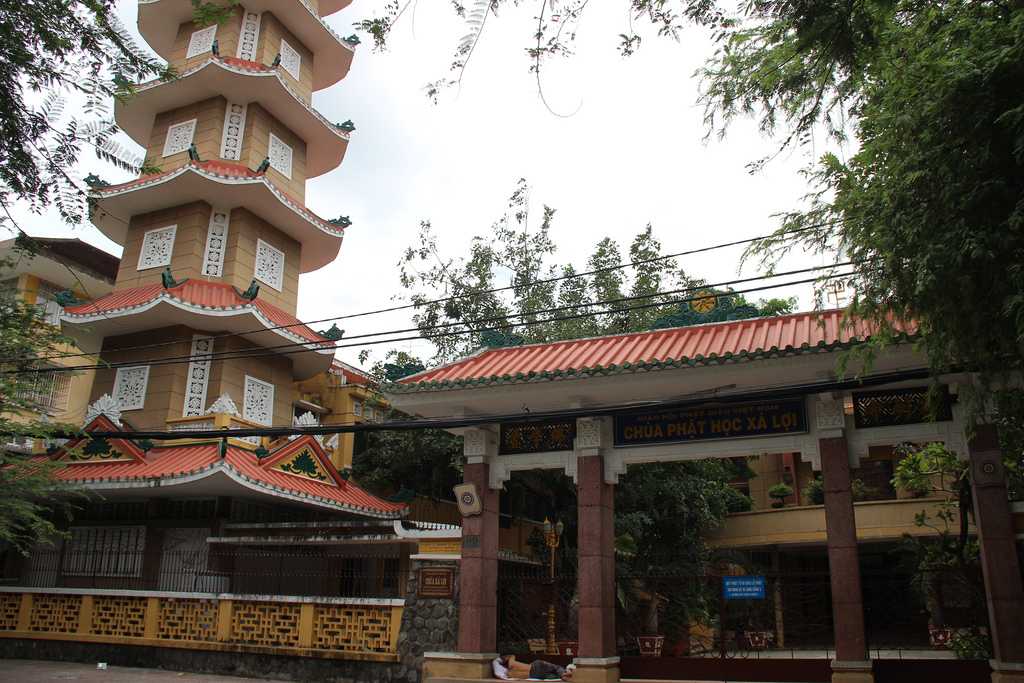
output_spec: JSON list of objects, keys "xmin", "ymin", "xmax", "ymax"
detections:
[{"xmin": 768, "ymin": 483, "xmax": 794, "ymax": 508}]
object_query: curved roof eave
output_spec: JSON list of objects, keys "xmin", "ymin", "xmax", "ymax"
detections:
[
  {"xmin": 117, "ymin": 58, "xmax": 350, "ymax": 177},
  {"xmin": 137, "ymin": 0, "xmax": 355, "ymax": 90},
  {"xmin": 89, "ymin": 162, "xmax": 344, "ymax": 273}
]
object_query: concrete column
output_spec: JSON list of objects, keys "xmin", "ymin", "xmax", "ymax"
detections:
[
  {"xmin": 576, "ymin": 452, "xmax": 619, "ymax": 683},
  {"xmin": 457, "ymin": 460, "xmax": 500, "ymax": 656},
  {"xmin": 820, "ymin": 436, "xmax": 873, "ymax": 683},
  {"xmin": 967, "ymin": 425, "xmax": 1024, "ymax": 683}
]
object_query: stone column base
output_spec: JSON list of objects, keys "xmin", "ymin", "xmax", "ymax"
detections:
[
  {"xmin": 992, "ymin": 660, "xmax": 1024, "ymax": 683},
  {"xmin": 831, "ymin": 660, "xmax": 874, "ymax": 683},
  {"xmin": 423, "ymin": 652, "xmax": 497, "ymax": 680},
  {"xmin": 573, "ymin": 657, "xmax": 620, "ymax": 683}
]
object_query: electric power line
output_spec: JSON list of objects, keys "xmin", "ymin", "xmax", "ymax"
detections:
[
  {"xmin": 10, "ymin": 221, "xmax": 843, "ymax": 365},
  {"xmin": 3, "ymin": 270, "xmax": 857, "ymax": 376}
]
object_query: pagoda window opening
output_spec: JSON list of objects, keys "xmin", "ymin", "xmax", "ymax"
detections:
[
  {"xmin": 137, "ymin": 224, "xmax": 177, "ymax": 270},
  {"xmin": 113, "ymin": 365, "xmax": 150, "ymax": 411},
  {"xmin": 186, "ymin": 24, "xmax": 218, "ymax": 59},
  {"xmin": 279, "ymin": 38, "xmax": 301, "ymax": 81},
  {"xmin": 267, "ymin": 132, "xmax": 293, "ymax": 179},
  {"xmin": 163, "ymin": 119, "xmax": 197, "ymax": 157},
  {"xmin": 254, "ymin": 238, "xmax": 284, "ymax": 291}
]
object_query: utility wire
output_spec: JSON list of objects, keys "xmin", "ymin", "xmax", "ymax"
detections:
[
  {"xmin": 11, "ymin": 221, "xmax": 842, "ymax": 364},
  {"xmin": 17, "ymin": 260, "xmax": 853, "ymax": 366},
  {"xmin": 3, "ymin": 270, "xmax": 856, "ymax": 376}
]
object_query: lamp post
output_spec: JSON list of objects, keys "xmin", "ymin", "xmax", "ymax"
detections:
[{"xmin": 543, "ymin": 518, "xmax": 565, "ymax": 656}]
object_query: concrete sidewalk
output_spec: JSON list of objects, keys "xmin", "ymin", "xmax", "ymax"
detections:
[{"xmin": 0, "ymin": 659, "xmax": 291, "ymax": 682}]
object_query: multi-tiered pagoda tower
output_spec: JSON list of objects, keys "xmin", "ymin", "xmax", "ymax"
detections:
[{"xmin": 66, "ymin": 0, "xmax": 359, "ymax": 431}]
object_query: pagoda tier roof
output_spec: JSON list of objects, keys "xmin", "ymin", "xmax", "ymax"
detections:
[
  {"xmin": 392, "ymin": 309, "xmax": 919, "ymax": 393},
  {"xmin": 62, "ymin": 280, "xmax": 336, "ymax": 379},
  {"xmin": 137, "ymin": 0, "xmax": 354, "ymax": 90},
  {"xmin": 51, "ymin": 418, "xmax": 406, "ymax": 519},
  {"xmin": 118, "ymin": 57, "xmax": 350, "ymax": 178},
  {"xmin": 88, "ymin": 160, "xmax": 344, "ymax": 273}
]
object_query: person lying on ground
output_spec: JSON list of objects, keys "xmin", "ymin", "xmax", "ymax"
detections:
[{"xmin": 492, "ymin": 655, "xmax": 574, "ymax": 681}]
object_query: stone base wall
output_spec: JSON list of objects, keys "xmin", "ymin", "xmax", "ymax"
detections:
[
  {"xmin": 0, "ymin": 639, "xmax": 403, "ymax": 683},
  {"xmin": 396, "ymin": 559, "xmax": 460, "ymax": 683}
]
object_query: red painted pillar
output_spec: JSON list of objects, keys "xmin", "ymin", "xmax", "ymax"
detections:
[
  {"xmin": 458, "ymin": 461, "xmax": 499, "ymax": 655},
  {"xmin": 967, "ymin": 425, "xmax": 1024, "ymax": 681},
  {"xmin": 576, "ymin": 453, "xmax": 618, "ymax": 683},
  {"xmin": 820, "ymin": 437, "xmax": 873, "ymax": 682}
]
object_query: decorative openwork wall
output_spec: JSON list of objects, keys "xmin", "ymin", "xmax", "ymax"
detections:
[{"xmin": 0, "ymin": 590, "xmax": 403, "ymax": 662}]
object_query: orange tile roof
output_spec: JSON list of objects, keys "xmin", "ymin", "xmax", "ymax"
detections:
[
  {"xmin": 64, "ymin": 280, "xmax": 330, "ymax": 345},
  {"xmin": 395, "ymin": 309, "xmax": 917, "ymax": 391},
  {"xmin": 53, "ymin": 429, "xmax": 406, "ymax": 518}
]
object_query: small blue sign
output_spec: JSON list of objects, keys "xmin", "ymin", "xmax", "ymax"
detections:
[{"xmin": 723, "ymin": 576, "xmax": 766, "ymax": 600}]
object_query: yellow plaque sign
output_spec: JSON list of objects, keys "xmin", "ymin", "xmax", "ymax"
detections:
[{"xmin": 690, "ymin": 290, "xmax": 717, "ymax": 314}]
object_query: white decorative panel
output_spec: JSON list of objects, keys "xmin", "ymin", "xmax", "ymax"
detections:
[
  {"xmin": 219, "ymin": 102, "xmax": 247, "ymax": 161},
  {"xmin": 113, "ymin": 366, "xmax": 150, "ymax": 411},
  {"xmin": 136, "ymin": 225, "xmax": 177, "ymax": 271},
  {"xmin": 254, "ymin": 238, "xmax": 284, "ymax": 291},
  {"xmin": 202, "ymin": 208, "xmax": 231, "ymax": 277},
  {"xmin": 267, "ymin": 132, "xmax": 293, "ymax": 179},
  {"xmin": 236, "ymin": 11, "xmax": 262, "ymax": 61},
  {"xmin": 182, "ymin": 335, "xmax": 214, "ymax": 416},
  {"xmin": 279, "ymin": 39, "xmax": 301, "ymax": 80},
  {"xmin": 186, "ymin": 24, "xmax": 218, "ymax": 58},
  {"xmin": 162, "ymin": 119, "xmax": 197, "ymax": 157},
  {"xmin": 243, "ymin": 375, "xmax": 275, "ymax": 426}
]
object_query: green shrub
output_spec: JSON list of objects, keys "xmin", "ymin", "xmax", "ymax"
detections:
[{"xmin": 767, "ymin": 483, "xmax": 793, "ymax": 508}]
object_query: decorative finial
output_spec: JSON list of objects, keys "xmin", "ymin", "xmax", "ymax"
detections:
[
  {"xmin": 254, "ymin": 445, "xmax": 269, "ymax": 458},
  {"xmin": 329, "ymin": 216, "xmax": 352, "ymax": 228},
  {"xmin": 211, "ymin": 39, "xmax": 219, "ymax": 56},
  {"xmin": 343, "ymin": 34, "xmax": 361, "ymax": 46},
  {"xmin": 256, "ymin": 157, "xmax": 270, "ymax": 174},
  {"xmin": 187, "ymin": 143, "xmax": 201, "ymax": 162},
  {"xmin": 239, "ymin": 279, "xmax": 260, "ymax": 301},
  {"xmin": 205, "ymin": 393, "xmax": 239, "ymax": 417},
  {"xmin": 54, "ymin": 290, "xmax": 80, "ymax": 307},
  {"xmin": 84, "ymin": 394, "xmax": 122, "ymax": 427},
  {"xmin": 83, "ymin": 173, "xmax": 110, "ymax": 189},
  {"xmin": 271, "ymin": 53, "xmax": 281, "ymax": 67},
  {"xmin": 161, "ymin": 267, "xmax": 178, "ymax": 289},
  {"xmin": 337, "ymin": 120, "xmax": 356, "ymax": 133},
  {"xmin": 319, "ymin": 324, "xmax": 345, "ymax": 341}
]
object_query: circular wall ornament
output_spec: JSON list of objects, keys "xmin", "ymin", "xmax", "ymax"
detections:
[
  {"xmin": 981, "ymin": 461, "xmax": 997, "ymax": 475},
  {"xmin": 691, "ymin": 290, "xmax": 717, "ymax": 314}
]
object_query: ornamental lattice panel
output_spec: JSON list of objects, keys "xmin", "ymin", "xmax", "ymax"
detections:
[
  {"xmin": 158, "ymin": 598, "xmax": 217, "ymax": 642},
  {"xmin": 163, "ymin": 119, "xmax": 197, "ymax": 157},
  {"xmin": 186, "ymin": 24, "xmax": 217, "ymax": 58},
  {"xmin": 313, "ymin": 605, "xmax": 392, "ymax": 653},
  {"xmin": 254, "ymin": 239, "xmax": 285, "ymax": 291},
  {"xmin": 230, "ymin": 601, "xmax": 301, "ymax": 648},
  {"xmin": 243, "ymin": 376, "xmax": 275, "ymax": 426},
  {"xmin": 202, "ymin": 208, "xmax": 231, "ymax": 276},
  {"xmin": 113, "ymin": 366, "xmax": 150, "ymax": 411},
  {"xmin": 183, "ymin": 335, "xmax": 214, "ymax": 416},
  {"xmin": 29, "ymin": 594, "xmax": 80, "ymax": 633},
  {"xmin": 236, "ymin": 12, "xmax": 261, "ymax": 61},
  {"xmin": 0, "ymin": 594, "xmax": 20, "ymax": 630},
  {"xmin": 137, "ymin": 225, "xmax": 177, "ymax": 270},
  {"xmin": 91, "ymin": 596, "xmax": 147, "ymax": 638},
  {"xmin": 219, "ymin": 103, "xmax": 247, "ymax": 162},
  {"xmin": 267, "ymin": 133, "xmax": 293, "ymax": 179},
  {"xmin": 279, "ymin": 39, "xmax": 301, "ymax": 80}
]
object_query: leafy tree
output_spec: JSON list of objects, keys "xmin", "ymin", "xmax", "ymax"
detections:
[{"xmin": 0, "ymin": 245, "xmax": 87, "ymax": 552}]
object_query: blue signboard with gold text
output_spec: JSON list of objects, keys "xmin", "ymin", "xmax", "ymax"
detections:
[{"xmin": 614, "ymin": 398, "xmax": 806, "ymax": 447}]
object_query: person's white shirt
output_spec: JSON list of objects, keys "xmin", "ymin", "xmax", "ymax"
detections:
[{"xmin": 492, "ymin": 657, "xmax": 511, "ymax": 680}]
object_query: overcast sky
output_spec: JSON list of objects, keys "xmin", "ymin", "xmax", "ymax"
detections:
[{"xmin": 7, "ymin": 2, "xmax": 841, "ymax": 368}]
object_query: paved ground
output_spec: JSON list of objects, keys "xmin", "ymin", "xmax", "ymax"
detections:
[{"xmin": 0, "ymin": 659, "xmax": 289, "ymax": 682}]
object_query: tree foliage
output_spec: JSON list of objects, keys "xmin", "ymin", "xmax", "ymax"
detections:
[{"xmin": 0, "ymin": 247, "xmax": 87, "ymax": 552}]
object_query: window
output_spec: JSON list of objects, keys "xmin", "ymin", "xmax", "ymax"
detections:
[
  {"xmin": 19, "ymin": 368, "xmax": 71, "ymax": 414},
  {"xmin": 267, "ymin": 132, "xmax": 293, "ymax": 179},
  {"xmin": 137, "ymin": 224, "xmax": 177, "ymax": 270},
  {"xmin": 163, "ymin": 119, "xmax": 197, "ymax": 157},
  {"xmin": 62, "ymin": 526, "xmax": 146, "ymax": 577},
  {"xmin": 113, "ymin": 365, "xmax": 150, "ymax": 411},
  {"xmin": 279, "ymin": 39, "xmax": 301, "ymax": 80},
  {"xmin": 353, "ymin": 400, "xmax": 362, "ymax": 417},
  {"xmin": 34, "ymin": 280, "xmax": 65, "ymax": 327},
  {"xmin": 243, "ymin": 375, "xmax": 275, "ymax": 426},
  {"xmin": 254, "ymin": 238, "xmax": 284, "ymax": 291},
  {"xmin": 186, "ymin": 24, "xmax": 218, "ymax": 58}
]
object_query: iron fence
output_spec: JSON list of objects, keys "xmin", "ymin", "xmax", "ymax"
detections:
[{"xmin": 2, "ymin": 548, "xmax": 408, "ymax": 598}]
